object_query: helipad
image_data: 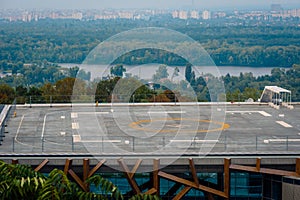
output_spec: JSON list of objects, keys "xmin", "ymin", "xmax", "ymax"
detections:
[{"xmin": 0, "ymin": 103, "xmax": 300, "ymax": 157}]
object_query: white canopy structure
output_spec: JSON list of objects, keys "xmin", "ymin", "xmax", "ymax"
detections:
[{"xmin": 260, "ymin": 86, "xmax": 292, "ymax": 109}]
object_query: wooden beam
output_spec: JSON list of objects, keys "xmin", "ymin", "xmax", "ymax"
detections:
[
  {"xmin": 129, "ymin": 159, "xmax": 142, "ymax": 179},
  {"xmin": 83, "ymin": 158, "xmax": 90, "ymax": 191},
  {"xmin": 118, "ymin": 158, "xmax": 141, "ymax": 194},
  {"xmin": 11, "ymin": 159, "xmax": 18, "ymax": 164},
  {"xmin": 34, "ymin": 159, "xmax": 49, "ymax": 172},
  {"xmin": 64, "ymin": 159, "xmax": 72, "ymax": 175},
  {"xmin": 230, "ymin": 164, "xmax": 299, "ymax": 177},
  {"xmin": 153, "ymin": 159, "xmax": 160, "ymax": 195},
  {"xmin": 173, "ymin": 186, "xmax": 191, "ymax": 200},
  {"xmin": 224, "ymin": 158, "xmax": 230, "ymax": 199},
  {"xmin": 88, "ymin": 159, "xmax": 106, "ymax": 178},
  {"xmin": 68, "ymin": 169, "xmax": 87, "ymax": 192},
  {"xmin": 83, "ymin": 159, "xmax": 89, "ymax": 181},
  {"xmin": 144, "ymin": 188, "xmax": 157, "ymax": 195},
  {"xmin": 118, "ymin": 158, "xmax": 131, "ymax": 173},
  {"xmin": 296, "ymin": 158, "xmax": 300, "ymax": 175},
  {"xmin": 189, "ymin": 158, "xmax": 199, "ymax": 186},
  {"xmin": 158, "ymin": 171, "xmax": 227, "ymax": 198},
  {"xmin": 256, "ymin": 158, "xmax": 261, "ymax": 172}
]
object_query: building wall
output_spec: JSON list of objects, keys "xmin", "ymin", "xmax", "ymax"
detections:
[{"xmin": 282, "ymin": 177, "xmax": 300, "ymax": 200}]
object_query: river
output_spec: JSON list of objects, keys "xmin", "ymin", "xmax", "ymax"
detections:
[{"xmin": 59, "ymin": 63, "xmax": 288, "ymax": 80}]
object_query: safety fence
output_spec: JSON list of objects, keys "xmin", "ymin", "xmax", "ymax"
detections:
[{"xmin": 5, "ymin": 134, "xmax": 300, "ymax": 154}]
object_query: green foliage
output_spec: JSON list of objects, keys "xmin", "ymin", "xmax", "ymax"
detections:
[
  {"xmin": 110, "ymin": 64, "xmax": 126, "ymax": 77},
  {"xmin": 95, "ymin": 77, "xmax": 120, "ymax": 103},
  {"xmin": 69, "ymin": 66, "xmax": 80, "ymax": 78},
  {"xmin": 185, "ymin": 63, "xmax": 192, "ymax": 83},
  {"xmin": 0, "ymin": 160, "xmax": 159, "ymax": 200},
  {"xmin": 129, "ymin": 194, "xmax": 161, "ymax": 200},
  {"xmin": 0, "ymin": 84, "xmax": 15, "ymax": 104},
  {"xmin": 1, "ymin": 20, "xmax": 300, "ymax": 68},
  {"xmin": 85, "ymin": 175, "xmax": 124, "ymax": 200},
  {"xmin": 0, "ymin": 160, "xmax": 46, "ymax": 200},
  {"xmin": 38, "ymin": 169, "xmax": 78, "ymax": 200}
]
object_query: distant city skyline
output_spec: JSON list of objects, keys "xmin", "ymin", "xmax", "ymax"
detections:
[{"xmin": 1, "ymin": 0, "xmax": 300, "ymax": 10}]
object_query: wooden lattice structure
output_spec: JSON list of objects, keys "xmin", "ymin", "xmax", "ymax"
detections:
[{"xmin": 8, "ymin": 157, "xmax": 300, "ymax": 199}]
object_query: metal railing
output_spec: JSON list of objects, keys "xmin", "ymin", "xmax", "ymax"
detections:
[
  {"xmin": 4, "ymin": 134, "xmax": 300, "ymax": 154},
  {"xmin": 0, "ymin": 99, "xmax": 16, "ymax": 145}
]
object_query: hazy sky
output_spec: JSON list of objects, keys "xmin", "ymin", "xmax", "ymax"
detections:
[{"xmin": 1, "ymin": 0, "xmax": 300, "ymax": 10}]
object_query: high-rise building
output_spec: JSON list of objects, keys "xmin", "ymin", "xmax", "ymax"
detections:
[
  {"xmin": 178, "ymin": 10, "xmax": 188, "ymax": 20},
  {"xmin": 190, "ymin": 10, "xmax": 200, "ymax": 19},
  {"xmin": 202, "ymin": 10, "xmax": 211, "ymax": 20},
  {"xmin": 172, "ymin": 10, "xmax": 179, "ymax": 18}
]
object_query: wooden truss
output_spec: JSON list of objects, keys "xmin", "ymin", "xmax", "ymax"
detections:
[{"xmin": 10, "ymin": 157, "xmax": 300, "ymax": 199}]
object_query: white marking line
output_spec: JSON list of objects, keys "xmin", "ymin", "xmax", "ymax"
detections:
[
  {"xmin": 264, "ymin": 139, "xmax": 300, "ymax": 143},
  {"xmin": 14, "ymin": 115, "xmax": 40, "ymax": 148},
  {"xmin": 72, "ymin": 135, "xmax": 81, "ymax": 142},
  {"xmin": 78, "ymin": 112, "xmax": 110, "ymax": 115},
  {"xmin": 258, "ymin": 111, "xmax": 272, "ymax": 117},
  {"xmin": 15, "ymin": 115, "xmax": 25, "ymax": 141},
  {"xmin": 226, "ymin": 110, "xmax": 271, "ymax": 117},
  {"xmin": 79, "ymin": 140, "xmax": 122, "ymax": 143},
  {"xmin": 276, "ymin": 121, "xmax": 293, "ymax": 128},
  {"xmin": 170, "ymin": 139, "xmax": 218, "ymax": 143},
  {"xmin": 148, "ymin": 111, "xmax": 186, "ymax": 114},
  {"xmin": 71, "ymin": 112, "xmax": 78, "ymax": 118},
  {"xmin": 72, "ymin": 122, "xmax": 79, "ymax": 129},
  {"xmin": 41, "ymin": 114, "xmax": 47, "ymax": 139},
  {"xmin": 61, "ymin": 116, "xmax": 65, "ymax": 119}
]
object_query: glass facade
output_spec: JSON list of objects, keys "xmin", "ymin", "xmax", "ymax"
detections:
[{"xmin": 90, "ymin": 172, "xmax": 264, "ymax": 199}]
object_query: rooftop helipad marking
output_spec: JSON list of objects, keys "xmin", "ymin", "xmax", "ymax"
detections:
[
  {"xmin": 72, "ymin": 135, "xmax": 81, "ymax": 142},
  {"xmin": 276, "ymin": 121, "xmax": 293, "ymax": 128},
  {"xmin": 147, "ymin": 111, "xmax": 186, "ymax": 114},
  {"xmin": 41, "ymin": 114, "xmax": 47, "ymax": 139},
  {"xmin": 15, "ymin": 115, "xmax": 25, "ymax": 140},
  {"xmin": 71, "ymin": 112, "xmax": 78, "ymax": 118},
  {"xmin": 72, "ymin": 122, "xmax": 79, "ymax": 129},
  {"xmin": 258, "ymin": 111, "xmax": 272, "ymax": 117},
  {"xmin": 77, "ymin": 112, "xmax": 110, "ymax": 114},
  {"xmin": 170, "ymin": 139, "xmax": 219, "ymax": 143},
  {"xmin": 79, "ymin": 140, "xmax": 121, "ymax": 143},
  {"xmin": 264, "ymin": 138, "xmax": 300, "ymax": 143},
  {"xmin": 129, "ymin": 118, "xmax": 230, "ymax": 133},
  {"xmin": 225, "ymin": 111, "xmax": 271, "ymax": 117}
]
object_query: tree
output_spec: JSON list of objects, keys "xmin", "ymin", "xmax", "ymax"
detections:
[
  {"xmin": 77, "ymin": 69, "xmax": 91, "ymax": 81},
  {"xmin": 185, "ymin": 63, "xmax": 192, "ymax": 83},
  {"xmin": 16, "ymin": 85, "xmax": 28, "ymax": 97},
  {"xmin": 54, "ymin": 77, "xmax": 86, "ymax": 103},
  {"xmin": 96, "ymin": 77, "xmax": 120, "ymax": 103},
  {"xmin": 69, "ymin": 66, "xmax": 80, "ymax": 78},
  {"xmin": 0, "ymin": 84, "xmax": 15, "ymax": 104},
  {"xmin": 152, "ymin": 65, "xmax": 169, "ymax": 82},
  {"xmin": 110, "ymin": 64, "xmax": 126, "ymax": 77}
]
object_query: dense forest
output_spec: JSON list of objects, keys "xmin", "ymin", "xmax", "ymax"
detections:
[{"xmin": 0, "ymin": 19, "xmax": 300, "ymax": 69}]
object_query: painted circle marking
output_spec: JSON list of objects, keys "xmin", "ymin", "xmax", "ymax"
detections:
[{"xmin": 129, "ymin": 118, "xmax": 230, "ymax": 133}]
